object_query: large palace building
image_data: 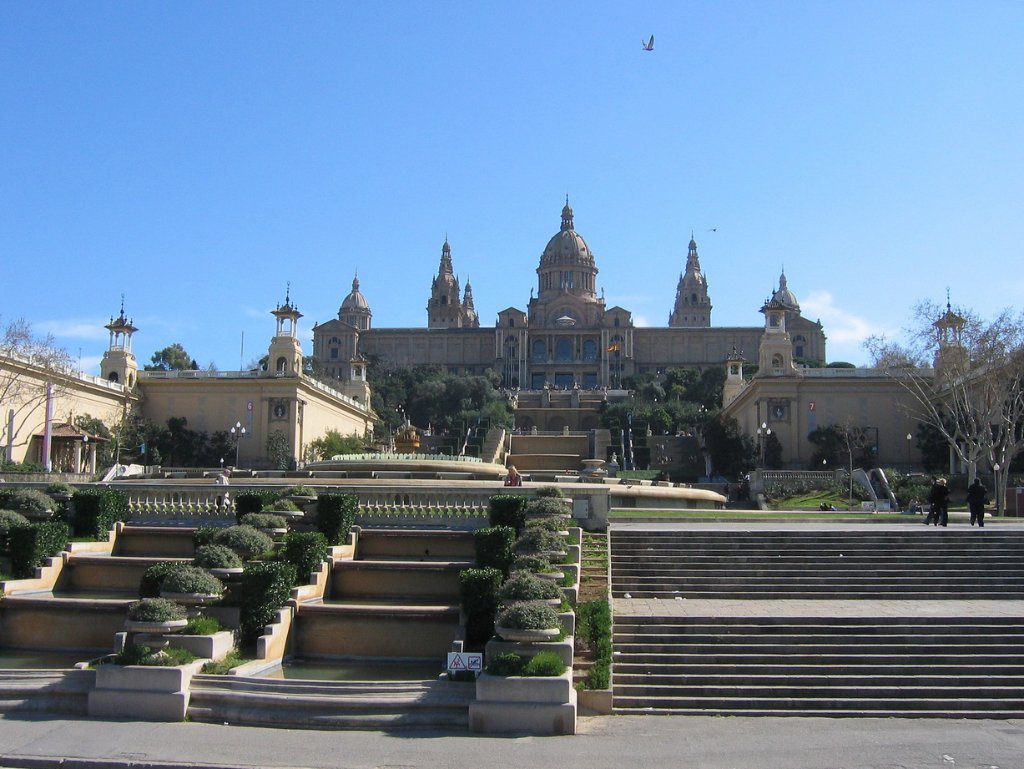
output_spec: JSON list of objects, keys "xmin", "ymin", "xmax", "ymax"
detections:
[{"xmin": 312, "ymin": 200, "xmax": 827, "ymax": 389}]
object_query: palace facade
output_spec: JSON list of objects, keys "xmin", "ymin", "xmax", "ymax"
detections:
[{"xmin": 312, "ymin": 200, "xmax": 827, "ymax": 389}]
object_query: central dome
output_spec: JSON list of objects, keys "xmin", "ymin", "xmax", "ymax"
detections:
[
  {"xmin": 341, "ymin": 275, "xmax": 369, "ymax": 311},
  {"xmin": 540, "ymin": 201, "xmax": 594, "ymax": 267}
]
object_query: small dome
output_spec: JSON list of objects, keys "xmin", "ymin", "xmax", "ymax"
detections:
[
  {"xmin": 341, "ymin": 275, "xmax": 369, "ymax": 311},
  {"xmin": 770, "ymin": 271, "xmax": 800, "ymax": 311}
]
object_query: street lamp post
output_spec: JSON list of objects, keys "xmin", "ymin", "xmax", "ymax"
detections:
[
  {"xmin": 756, "ymin": 422, "xmax": 771, "ymax": 469},
  {"xmin": 993, "ymin": 463, "xmax": 1002, "ymax": 518},
  {"xmin": 906, "ymin": 433, "xmax": 913, "ymax": 468},
  {"xmin": 230, "ymin": 421, "xmax": 246, "ymax": 468}
]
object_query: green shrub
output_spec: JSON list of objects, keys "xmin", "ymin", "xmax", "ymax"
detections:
[
  {"xmin": 71, "ymin": 489, "xmax": 129, "ymax": 538},
  {"xmin": 525, "ymin": 516, "xmax": 571, "ymax": 532},
  {"xmin": 525, "ymin": 496, "xmax": 571, "ymax": 518},
  {"xmin": 315, "ymin": 493, "xmax": 358, "ymax": 545},
  {"xmin": 201, "ymin": 649, "xmax": 250, "ymax": 674},
  {"xmin": 459, "ymin": 566, "xmax": 503, "ymax": 649},
  {"xmin": 1, "ymin": 488, "xmax": 55, "ymax": 517},
  {"xmin": 514, "ymin": 528, "xmax": 565, "ymax": 555},
  {"xmin": 535, "ymin": 486, "xmax": 566, "ymax": 498},
  {"xmin": 511, "ymin": 553, "xmax": 553, "ymax": 573},
  {"xmin": 212, "ymin": 525, "xmax": 274, "ymax": 559},
  {"xmin": 139, "ymin": 561, "xmax": 191, "ymax": 598},
  {"xmin": 283, "ymin": 485, "xmax": 317, "ymax": 497},
  {"xmin": 192, "ymin": 527, "xmax": 218, "ymax": 548},
  {"xmin": 234, "ymin": 491, "xmax": 265, "ymax": 517},
  {"xmin": 238, "ymin": 561, "xmax": 296, "ymax": 647},
  {"xmin": 266, "ymin": 499, "xmax": 301, "ymax": 513},
  {"xmin": 488, "ymin": 494, "xmax": 527, "ymax": 532},
  {"xmin": 523, "ymin": 651, "xmax": 566, "ymax": 677},
  {"xmin": 8, "ymin": 521, "xmax": 69, "ymax": 578},
  {"xmin": 239, "ymin": 512, "xmax": 288, "ymax": 529},
  {"xmin": 160, "ymin": 564, "xmax": 224, "ymax": 596},
  {"xmin": 496, "ymin": 570, "xmax": 562, "ymax": 605},
  {"xmin": 193, "ymin": 544, "xmax": 243, "ymax": 570},
  {"xmin": 495, "ymin": 600, "xmax": 559, "ymax": 630},
  {"xmin": 485, "ymin": 651, "xmax": 525, "ymax": 676},
  {"xmin": 280, "ymin": 531, "xmax": 329, "ymax": 585},
  {"xmin": 128, "ymin": 597, "xmax": 187, "ymax": 622},
  {"xmin": 44, "ymin": 481, "xmax": 75, "ymax": 497},
  {"xmin": 185, "ymin": 615, "xmax": 224, "ymax": 635},
  {"xmin": 473, "ymin": 525, "xmax": 516, "ymax": 574},
  {"xmin": 576, "ymin": 600, "xmax": 612, "ymax": 690},
  {"xmin": 0, "ymin": 509, "xmax": 30, "ymax": 553},
  {"xmin": 112, "ymin": 643, "xmax": 196, "ymax": 667}
]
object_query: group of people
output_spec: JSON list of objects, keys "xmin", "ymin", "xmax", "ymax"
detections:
[{"xmin": 923, "ymin": 476, "xmax": 989, "ymax": 527}]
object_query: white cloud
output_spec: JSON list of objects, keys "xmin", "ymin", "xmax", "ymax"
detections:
[
  {"xmin": 800, "ymin": 290, "xmax": 896, "ymax": 345},
  {"xmin": 36, "ymin": 319, "xmax": 108, "ymax": 341},
  {"xmin": 632, "ymin": 313, "xmax": 652, "ymax": 327}
]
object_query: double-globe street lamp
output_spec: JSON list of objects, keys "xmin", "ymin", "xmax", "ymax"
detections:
[
  {"xmin": 756, "ymin": 421, "xmax": 772, "ymax": 468},
  {"xmin": 230, "ymin": 421, "xmax": 246, "ymax": 468}
]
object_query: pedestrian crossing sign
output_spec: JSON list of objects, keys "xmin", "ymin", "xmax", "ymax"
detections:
[{"xmin": 447, "ymin": 652, "xmax": 483, "ymax": 672}]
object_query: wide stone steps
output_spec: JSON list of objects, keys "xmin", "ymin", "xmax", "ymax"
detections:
[
  {"xmin": 610, "ymin": 529, "xmax": 1024, "ymax": 717},
  {"xmin": 0, "ymin": 670, "xmax": 94, "ymax": 715},
  {"xmin": 188, "ymin": 675, "xmax": 475, "ymax": 730}
]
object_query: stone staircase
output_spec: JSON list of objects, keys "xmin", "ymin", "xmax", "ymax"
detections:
[
  {"xmin": 611, "ymin": 529, "xmax": 1024, "ymax": 599},
  {"xmin": 188, "ymin": 676, "xmax": 475, "ymax": 730},
  {"xmin": 610, "ymin": 527, "xmax": 1024, "ymax": 717},
  {"xmin": 0, "ymin": 669, "xmax": 95, "ymax": 715},
  {"xmin": 190, "ymin": 528, "xmax": 476, "ymax": 729}
]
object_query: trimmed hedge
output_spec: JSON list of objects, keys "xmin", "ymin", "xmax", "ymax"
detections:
[
  {"xmin": 233, "ymin": 490, "xmax": 281, "ymax": 523},
  {"xmin": 316, "ymin": 493, "xmax": 358, "ymax": 546},
  {"xmin": 193, "ymin": 544, "xmax": 243, "ymax": 570},
  {"xmin": 488, "ymin": 494, "xmax": 527, "ymax": 533},
  {"xmin": 193, "ymin": 527, "xmax": 218, "ymax": 548},
  {"xmin": 239, "ymin": 561, "xmax": 296, "ymax": 647},
  {"xmin": 161, "ymin": 564, "xmax": 224, "ymax": 596},
  {"xmin": 0, "ymin": 509, "xmax": 30, "ymax": 554},
  {"xmin": 473, "ymin": 526, "xmax": 516, "ymax": 575},
  {"xmin": 280, "ymin": 531, "xmax": 329, "ymax": 586},
  {"xmin": 8, "ymin": 521, "xmax": 70, "ymax": 578},
  {"xmin": 71, "ymin": 489, "xmax": 129, "ymax": 539},
  {"xmin": 459, "ymin": 567, "xmax": 503, "ymax": 650}
]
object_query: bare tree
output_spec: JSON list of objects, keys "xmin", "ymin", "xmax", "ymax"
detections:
[
  {"xmin": 865, "ymin": 301, "xmax": 1024, "ymax": 515},
  {"xmin": 0, "ymin": 318, "xmax": 76, "ymax": 464}
]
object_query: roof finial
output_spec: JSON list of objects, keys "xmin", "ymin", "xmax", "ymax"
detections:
[
  {"xmin": 285, "ymin": 281, "xmax": 291, "ymax": 305},
  {"xmin": 946, "ymin": 287, "xmax": 951, "ymax": 312}
]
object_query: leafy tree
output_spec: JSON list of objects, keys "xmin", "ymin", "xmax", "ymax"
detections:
[
  {"xmin": 306, "ymin": 429, "xmax": 367, "ymax": 461},
  {"xmin": 702, "ymin": 413, "xmax": 756, "ymax": 478},
  {"xmin": 266, "ymin": 429, "xmax": 290, "ymax": 470},
  {"xmin": 74, "ymin": 414, "xmax": 115, "ymax": 468},
  {"xmin": 144, "ymin": 343, "xmax": 194, "ymax": 371}
]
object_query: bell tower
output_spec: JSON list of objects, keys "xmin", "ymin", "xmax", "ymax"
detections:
[
  {"xmin": 99, "ymin": 297, "xmax": 139, "ymax": 389},
  {"xmin": 757, "ymin": 273, "xmax": 797, "ymax": 376},
  {"xmin": 669, "ymin": 235, "xmax": 712, "ymax": 327},
  {"xmin": 266, "ymin": 285, "xmax": 304, "ymax": 377}
]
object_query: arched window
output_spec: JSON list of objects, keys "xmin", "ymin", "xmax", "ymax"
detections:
[
  {"xmin": 107, "ymin": 372, "xmax": 119, "ymax": 383},
  {"xmin": 556, "ymin": 338, "xmax": 573, "ymax": 362},
  {"xmin": 276, "ymin": 356, "xmax": 288, "ymax": 374},
  {"xmin": 532, "ymin": 339, "xmax": 546, "ymax": 362},
  {"xmin": 771, "ymin": 354, "xmax": 783, "ymax": 373},
  {"xmin": 582, "ymin": 340, "xmax": 597, "ymax": 361}
]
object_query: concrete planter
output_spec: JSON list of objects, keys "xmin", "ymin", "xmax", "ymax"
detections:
[
  {"xmin": 173, "ymin": 629, "xmax": 235, "ymax": 662},
  {"xmin": 495, "ymin": 626, "xmax": 560, "ymax": 643},
  {"xmin": 470, "ymin": 669, "xmax": 577, "ymax": 735},
  {"xmin": 89, "ymin": 659, "xmax": 204, "ymax": 721}
]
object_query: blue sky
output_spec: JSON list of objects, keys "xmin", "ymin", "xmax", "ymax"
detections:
[{"xmin": 3, "ymin": 1, "xmax": 1022, "ymax": 374}]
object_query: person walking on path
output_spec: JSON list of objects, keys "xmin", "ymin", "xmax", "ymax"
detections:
[
  {"xmin": 967, "ymin": 476, "xmax": 989, "ymax": 527},
  {"xmin": 927, "ymin": 477, "xmax": 950, "ymax": 526}
]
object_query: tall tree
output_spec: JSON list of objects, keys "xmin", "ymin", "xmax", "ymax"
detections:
[
  {"xmin": 866, "ymin": 301, "xmax": 1024, "ymax": 515},
  {"xmin": 144, "ymin": 343, "xmax": 194, "ymax": 371}
]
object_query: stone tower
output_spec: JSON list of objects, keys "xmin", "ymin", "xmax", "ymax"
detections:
[
  {"xmin": 99, "ymin": 297, "xmax": 139, "ymax": 389},
  {"xmin": 427, "ymin": 240, "xmax": 475, "ymax": 328},
  {"xmin": 669, "ymin": 235, "xmax": 712, "ymax": 327},
  {"xmin": 266, "ymin": 286, "xmax": 304, "ymax": 377}
]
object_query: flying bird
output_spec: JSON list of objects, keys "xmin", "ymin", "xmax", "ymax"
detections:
[{"xmin": 642, "ymin": 35, "xmax": 654, "ymax": 51}]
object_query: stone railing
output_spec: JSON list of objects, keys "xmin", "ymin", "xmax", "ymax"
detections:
[
  {"xmin": 121, "ymin": 485, "xmax": 236, "ymax": 524},
  {"xmin": 325, "ymin": 452, "xmax": 484, "ymax": 463}
]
